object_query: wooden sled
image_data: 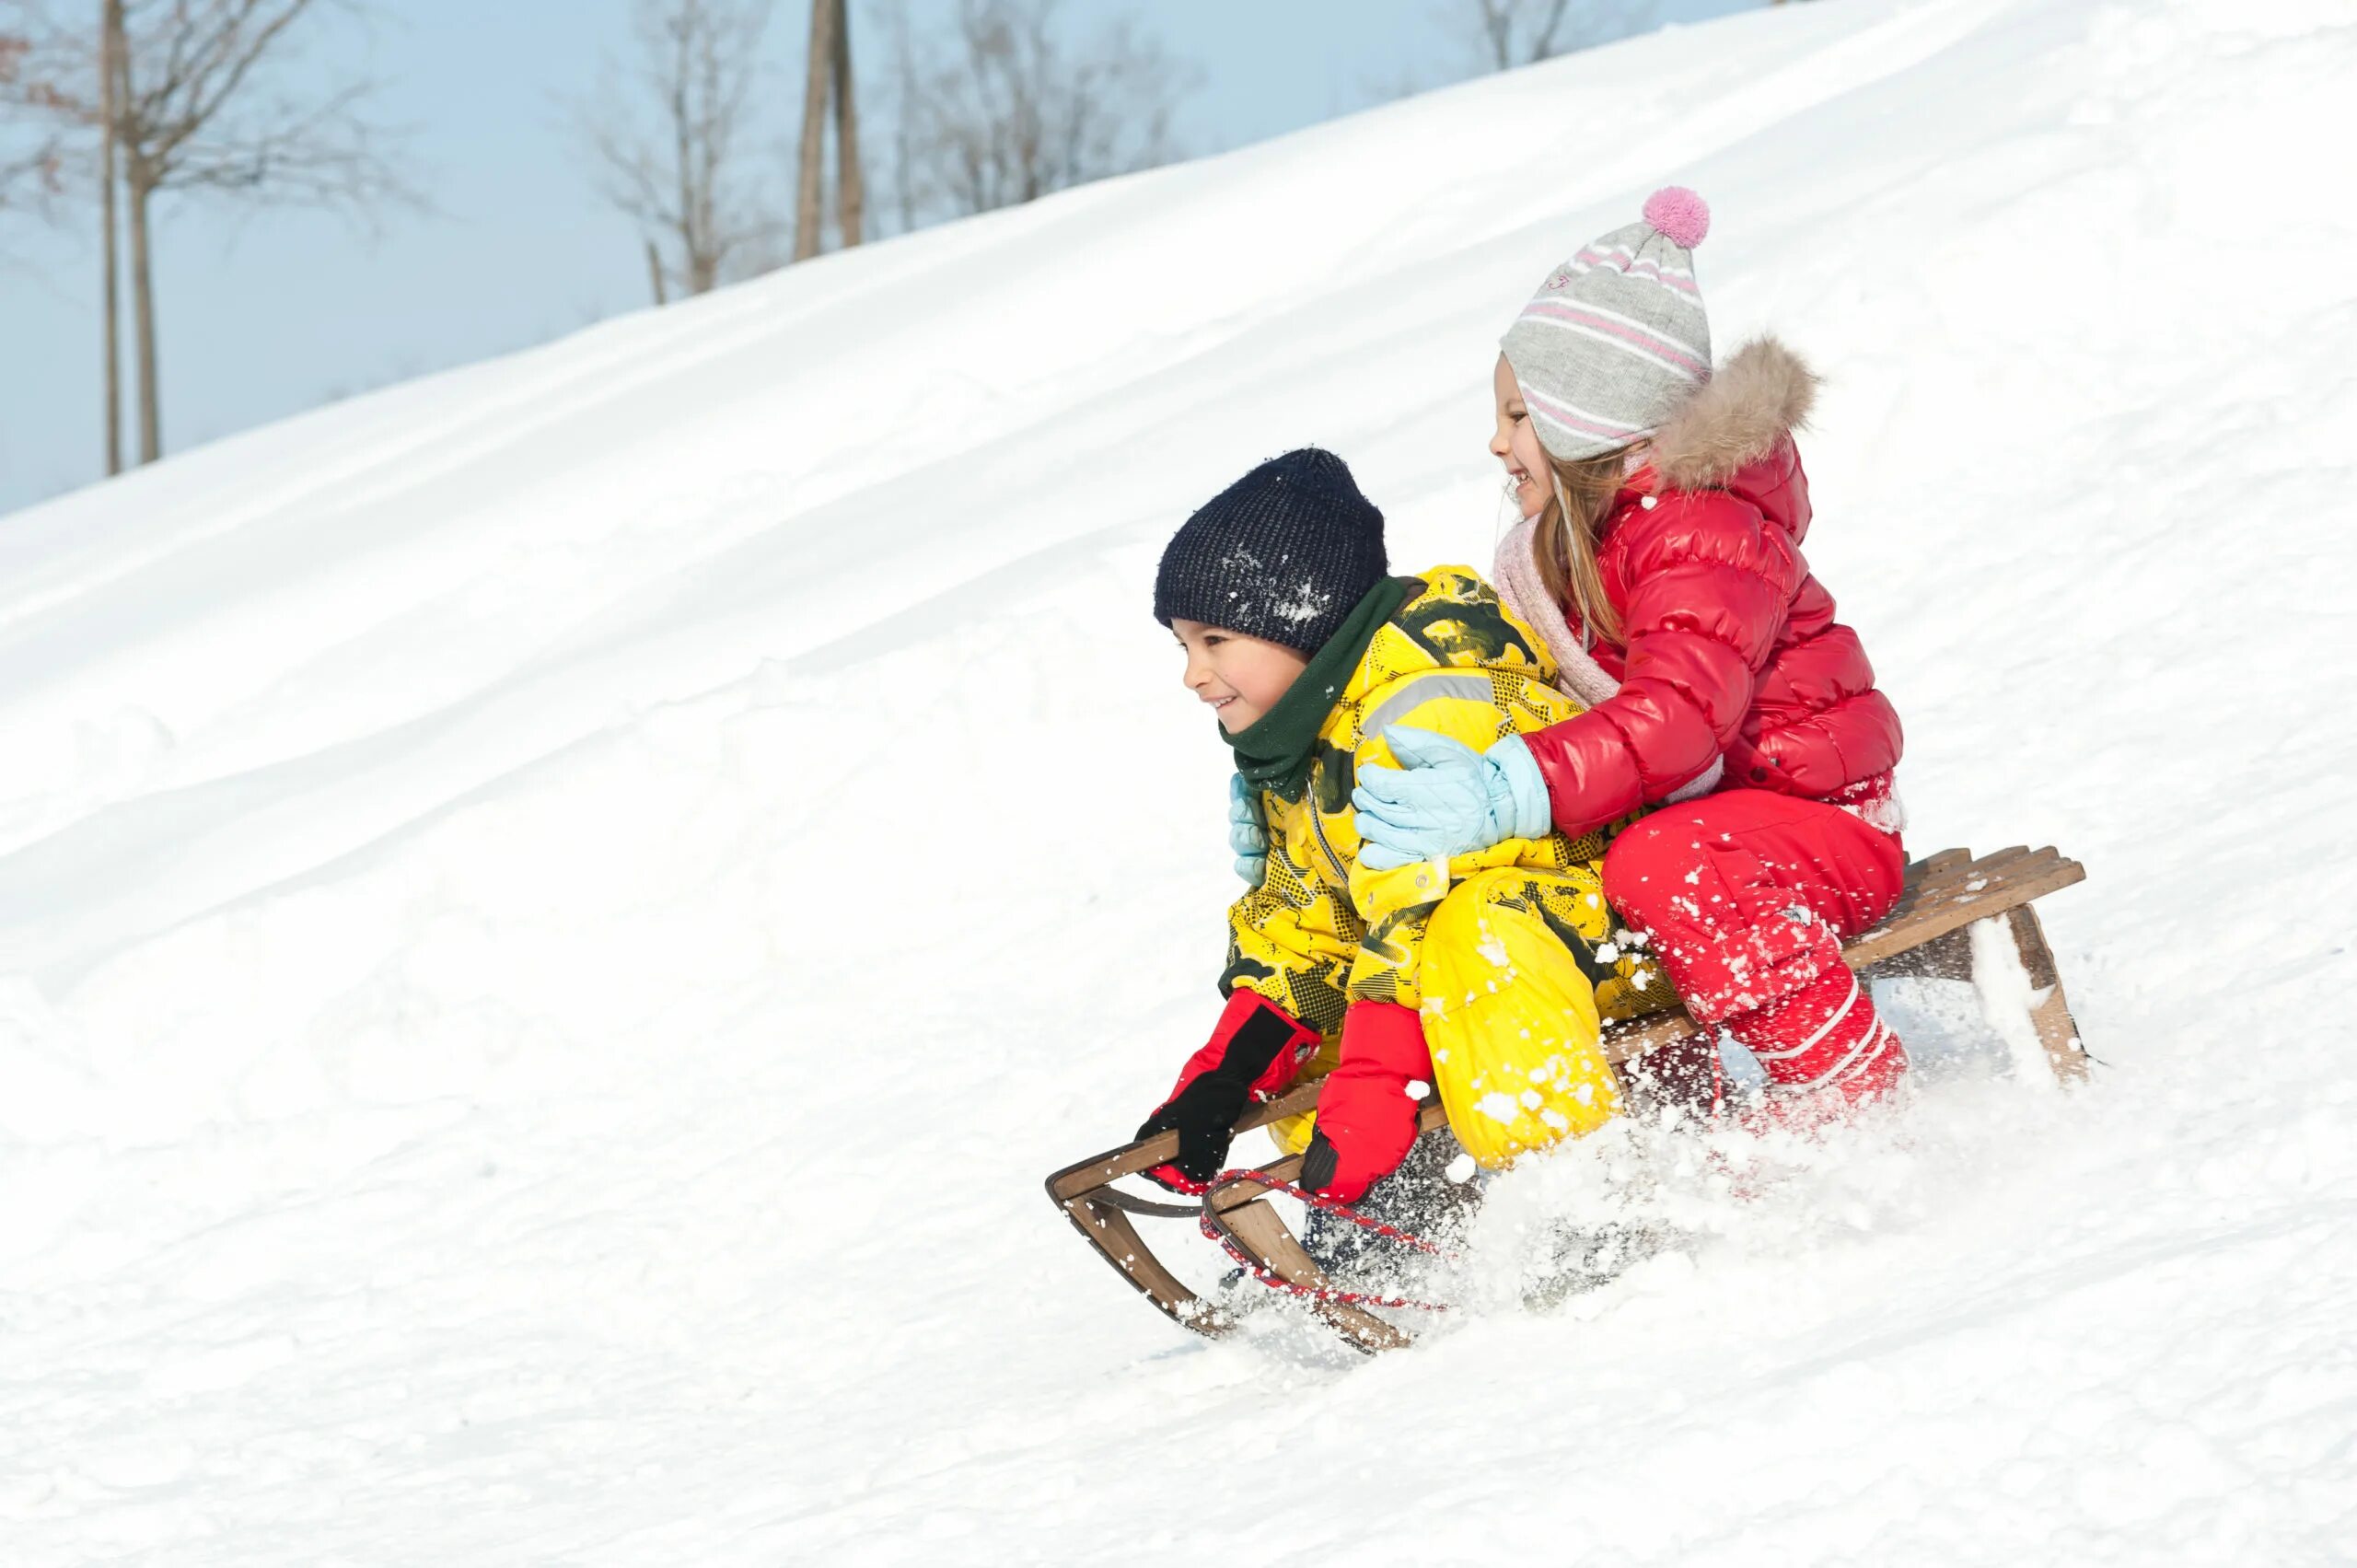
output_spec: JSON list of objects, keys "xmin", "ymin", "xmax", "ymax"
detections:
[{"xmin": 1046, "ymin": 844, "xmax": 2087, "ymax": 1352}]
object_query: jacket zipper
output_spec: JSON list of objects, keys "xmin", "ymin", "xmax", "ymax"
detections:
[{"xmin": 1306, "ymin": 789, "xmax": 1351, "ymax": 886}]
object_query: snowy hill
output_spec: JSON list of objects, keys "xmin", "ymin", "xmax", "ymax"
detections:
[{"xmin": 3, "ymin": 0, "xmax": 2353, "ymax": 1560}]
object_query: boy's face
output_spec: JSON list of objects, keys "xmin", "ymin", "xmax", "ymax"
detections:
[{"xmin": 1171, "ymin": 620, "xmax": 1311, "ymax": 733}]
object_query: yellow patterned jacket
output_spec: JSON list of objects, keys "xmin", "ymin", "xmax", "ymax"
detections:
[{"xmin": 1224, "ymin": 567, "xmax": 1676, "ymax": 1143}]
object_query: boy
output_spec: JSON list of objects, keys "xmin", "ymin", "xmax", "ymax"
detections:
[{"xmin": 1138, "ymin": 448, "xmax": 1677, "ymax": 1202}]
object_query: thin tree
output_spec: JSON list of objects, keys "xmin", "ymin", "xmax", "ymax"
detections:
[
  {"xmin": 879, "ymin": 0, "xmax": 922, "ymax": 235},
  {"xmin": 829, "ymin": 0, "xmax": 860, "ymax": 248},
  {"xmin": 1456, "ymin": 0, "xmax": 1655, "ymax": 70},
  {"xmin": 575, "ymin": 0, "xmax": 780, "ymax": 302},
  {"xmin": 20, "ymin": 0, "xmax": 412, "ymax": 464},
  {"xmin": 877, "ymin": 0, "xmax": 1196, "ymax": 227},
  {"xmin": 791, "ymin": 0, "xmax": 832, "ymax": 259},
  {"xmin": 99, "ymin": 0, "xmax": 124, "ymax": 475},
  {"xmin": 791, "ymin": 0, "xmax": 862, "ymax": 261}
]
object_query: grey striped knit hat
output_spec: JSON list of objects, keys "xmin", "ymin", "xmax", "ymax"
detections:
[{"xmin": 1501, "ymin": 187, "xmax": 1713, "ymax": 462}]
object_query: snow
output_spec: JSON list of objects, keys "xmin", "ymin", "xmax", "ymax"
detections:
[
  {"xmin": 3, "ymin": 0, "xmax": 2355, "ymax": 1561},
  {"xmin": 1968, "ymin": 912, "xmax": 2064, "ymax": 1091}
]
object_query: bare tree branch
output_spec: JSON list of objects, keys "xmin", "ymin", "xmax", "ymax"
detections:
[
  {"xmin": 148, "ymin": 0, "xmax": 316, "ymax": 167},
  {"xmin": 573, "ymin": 0, "xmax": 780, "ymax": 298},
  {"xmin": 0, "ymin": 26, "xmax": 69, "ymax": 223},
  {"xmin": 1454, "ymin": 0, "xmax": 1654, "ymax": 72},
  {"xmin": 874, "ymin": 0, "xmax": 1196, "ymax": 228},
  {"xmin": 22, "ymin": 1, "xmax": 411, "ymax": 204},
  {"xmin": 14, "ymin": 0, "xmax": 416, "ymax": 460}
]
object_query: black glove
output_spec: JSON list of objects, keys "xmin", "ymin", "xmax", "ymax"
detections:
[
  {"xmin": 1135, "ymin": 1071, "xmax": 1252, "ymax": 1189},
  {"xmin": 1298, "ymin": 1129, "xmax": 1340, "ymax": 1195},
  {"xmin": 1133, "ymin": 993, "xmax": 1316, "ymax": 1190}
]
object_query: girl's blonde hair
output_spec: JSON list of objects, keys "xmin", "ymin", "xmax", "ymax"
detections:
[{"xmin": 1532, "ymin": 447, "xmax": 1635, "ymax": 647}]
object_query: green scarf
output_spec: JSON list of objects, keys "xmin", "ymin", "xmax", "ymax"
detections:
[{"xmin": 1225, "ymin": 575, "xmax": 1420, "ymax": 801}]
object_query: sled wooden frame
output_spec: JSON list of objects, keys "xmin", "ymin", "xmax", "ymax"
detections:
[{"xmin": 1046, "ymin": 843, "xmax": 2087, "ymax": 1351}]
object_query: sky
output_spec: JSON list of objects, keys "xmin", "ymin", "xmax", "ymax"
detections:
[{"xmin": 0, "ymin": 0, "xmax": 1750, "ymax": 518}]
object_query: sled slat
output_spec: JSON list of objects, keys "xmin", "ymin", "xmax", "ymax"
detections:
[
  {"xmin": 1863, "ymin": 923, "xmax": 1975, "ymax": 981},
  {"xmin": 2006, "ymin": 901, "xmax": 2088, "ymax": 1083},
  {"xmin": 1051, "ymin": 1190, "xmax": 1227, "ymax": 1334},
  {"xmin": 1045, "ymin": 1080, "xmax": 1325, "ymax": 1205},
  {"xmin": 1044, "ymin": 1077, "xmax": 1339, "ymax": 1337},
  {"xmin": 1202, "ymin": 1158, "xmax": 1417, "ymax": 1354},
  {"xmin": 1845, "ymin": 853, "xmax": 2084, "ymax": 970},
  {"xmin": 1905, "ymin": 847, "xmax": 1973, "ymax": 885},
  {"xmin": 1904, "ymin": 844, "xmax": 2034, "ymax": 903},
  {"xmin": 1603, "ymin": 1010, "xmax": 1709, "ymax": 1065}
]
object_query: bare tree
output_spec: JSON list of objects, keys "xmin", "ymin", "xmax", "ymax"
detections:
[
  {"xmin": 877, "ymin": 0, "xmax": 1197, "ymax": 228},
  {"xmin": 792, "ymin": 0, "xmax": 820, "ymax": 257},
  {"xmin": 575, "ymin": 0, "xmax": 781, "ymax": 302},
  {"xmin": 0, "ymin": 26, "xmax": 66, "ymax": 224},
  {"xmin": 877, "ymin": 0, "xmax": 922, "ymax": 235},
  {"xmin": 830, "ymin": 0, "xmax": 861, "ymax": 247},
  {"xmin": 1455, "ymin": 0, "xmax": 1656, "ymax": 71},
  {"xmin": 19, "ymin": 0, "xmax": 412, "ymax": 464},
  {"xmin": 793, "ymin": 0, "xmax": 830, "ymax": 256},
  {"xmin": 790, "ymin": 0, "xmax": 862, "ymax": 261},
  {"xmin": 99, "ymin": 0, "xmax": 124, "ymax": 475}
]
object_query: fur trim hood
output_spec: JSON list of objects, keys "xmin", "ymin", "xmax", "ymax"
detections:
[{"xmin": 1649, "ymin": 335, "xmax": 1818, "ymax": 490}]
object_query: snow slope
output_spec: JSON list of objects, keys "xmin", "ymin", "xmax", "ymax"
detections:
[{"xmin": 3, "ymin": 0, "xmax": 2354, "ymax": 1560}]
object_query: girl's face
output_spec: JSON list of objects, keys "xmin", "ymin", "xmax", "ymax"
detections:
[
  {"xmin": 1492, "ymin": 354, "xmax": 1552, "ymax": 521},
  {"xmin": 1172, "ymin": 620, "xmax": 1310, "ymax": 732}
]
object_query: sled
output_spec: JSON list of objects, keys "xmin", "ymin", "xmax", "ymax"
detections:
[{"xmin": 1046, "ymin": 844, "xmax": 2087, "ymax": 1352}]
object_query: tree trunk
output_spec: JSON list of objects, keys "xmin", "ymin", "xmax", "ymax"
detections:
[
  {"xmin": 667, "ymin": 22, "xmax": 703, "ymax": 294},
  {"xmin": 831, "ymin": 0, "xmax": 862, "ymax": 250},
  {"xmin": 645, "ymin": 235, "xmax": 668, "ymax": 305},
  {"xmin": 99, "ymin": 0, "xmax": 124, "ymax": 475},
  {"xmin": 126, "ymin": 164, "xmax": 160, "ymax": 463},
  {"xmin": 794, "ymin": 0, "xmax": 837, "ymax": 261}
]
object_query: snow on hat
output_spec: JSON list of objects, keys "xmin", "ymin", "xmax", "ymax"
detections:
[
  {"xmin": 1155, "ymin": 447, "xmax": 1387, "ymax": 655},
  {"xmin": 1501, "ymin": 186, "xmax": 1713, "ymax": 463}
]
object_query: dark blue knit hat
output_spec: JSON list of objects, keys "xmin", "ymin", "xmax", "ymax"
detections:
[{"xmin": 1154, "ymin": 447, "xmax": 1388, "ymax": 655}]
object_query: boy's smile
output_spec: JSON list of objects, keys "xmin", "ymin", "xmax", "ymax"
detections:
[{"xmin": 1172, "ymin": 619, "xmax": 1312, "ymax": 733}]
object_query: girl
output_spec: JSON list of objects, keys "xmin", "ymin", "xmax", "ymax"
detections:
[{"xmin": 1351, "ymin": 189, "xmax": 1910, "ymax": 1112}]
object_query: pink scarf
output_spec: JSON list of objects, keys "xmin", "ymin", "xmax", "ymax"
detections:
[{"xmin": 1493, "ymin": 517, "xmax": 1724, "ymax": 802}]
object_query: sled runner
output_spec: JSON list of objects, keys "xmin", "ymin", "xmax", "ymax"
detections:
[{"xmin": 1046, "ymin": 844, "xmax": 2087, "ymax": 1352}]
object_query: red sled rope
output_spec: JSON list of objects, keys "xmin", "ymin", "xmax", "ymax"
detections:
[{"xmin": 1199, "ymin": 1167, "xmax": 1457, "ymax": 1315}]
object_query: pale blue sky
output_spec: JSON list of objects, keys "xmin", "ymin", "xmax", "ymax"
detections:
[{"xmin": 0, "ymin": 0, "xmax": 1748, "ymax": 517}]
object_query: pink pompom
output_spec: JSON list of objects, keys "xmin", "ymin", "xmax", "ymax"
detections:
[{"xmin": 1643, "ymin": 186, "xmax": 1711, "ymax": 250}]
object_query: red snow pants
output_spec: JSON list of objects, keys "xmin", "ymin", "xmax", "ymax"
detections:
[{"xmin": 1601, "ymin": 789, "xmax": 1909, "ymax": 1099}]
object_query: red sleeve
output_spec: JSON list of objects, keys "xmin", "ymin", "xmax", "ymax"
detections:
[
  {"xmin": 1521, "ymin": 493, "xmax": 1796, "ymax": 837},
  {"xmin": 1155, "ymin": 988, "xmax": 1318, "ymax": 1108}
]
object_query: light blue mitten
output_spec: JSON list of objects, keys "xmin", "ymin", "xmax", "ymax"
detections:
[
  {"xmin": 1351, "ymin": 727, "xmax": 1550, "ymax": 870},
  {"xmin": 1228, "ymin": 773, "xmax": 1269, "ymax": 884}
]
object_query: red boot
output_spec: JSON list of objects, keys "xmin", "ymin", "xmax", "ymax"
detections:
[{"xmin": 1726, "ymin": 948, "xmax": 1909, "ymax": 1135}]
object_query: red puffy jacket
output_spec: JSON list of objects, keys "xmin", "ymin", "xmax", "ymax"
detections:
[{"xmin": 1520, "ymin": 338, "xmax": 1902, "ymax": 839}]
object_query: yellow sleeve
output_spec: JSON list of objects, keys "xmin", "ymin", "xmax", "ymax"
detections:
[
  {"xmin": 1223, "ymin": 824, "xmax": 1353, "ymax": 1156},
  {"xmin": 1345, "ymin": 669, "xmax": 1552, "ymax": 923},
  {"xmin": 1221, "ymin": 807, "xmax": 1353, "ymax": 1041},
  {"xmin": 1341, "ymin": 670, "xmax": 1542, "ymax": 1009}
]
